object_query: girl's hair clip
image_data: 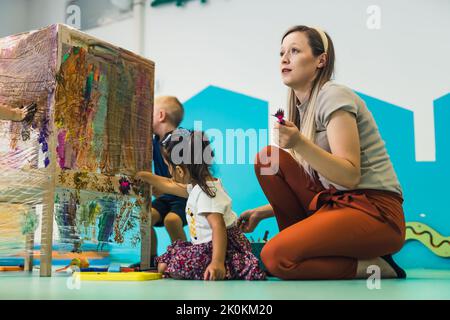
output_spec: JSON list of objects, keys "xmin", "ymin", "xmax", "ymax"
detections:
[
  {"xmin": 161, "ymin": 128, "xmax": 192, "ymax": 148},
  {"xmin": 173, "ymin": 128, "xmax": 192, "ymax": 137}
]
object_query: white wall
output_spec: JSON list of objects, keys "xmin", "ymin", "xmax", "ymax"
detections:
[
  {"xmin": 146, "ymin": 0, "xmax": 450, "ymax": 162},
  {"xmin": 147, "ymin": 0, "xmax": 450, "ymax": 161},
  {"xmin": 3, "ymin": 0, "xmax": 142, "ymax": 59},
  {"xmin": 1, "ymin": 0, "xmax": 449, "ymax": 160},
  {"xmin": 26, "ymin": 0, "xmax": 67, "ymax": 31},
  {"xmin": 0, "ymin": 0, "xmax": 29, "ymax": 37},
  {"xmin": 0, "ymin": 0, "xmax": 67, "ymax": 37},
  {"xmin": 87, "ymin": 17, "xmax": 140, "ymax": 54}
]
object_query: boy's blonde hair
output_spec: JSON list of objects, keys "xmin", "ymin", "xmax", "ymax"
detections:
[{"xmin": 155, "ymin": 96, "xmax": 184, "ymax": 127}]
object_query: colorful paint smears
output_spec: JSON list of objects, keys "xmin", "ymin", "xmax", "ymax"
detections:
[
  {"xmin": 119, "ymin": 177, "xmax": 132, "ymax": 195},
  {"xmin": 55, "ymin": 44, "xmax": 153, "ymax": 174},
  {"xmin": 0, "ymin": 25, "xmax": 154, "ymax": 269}
]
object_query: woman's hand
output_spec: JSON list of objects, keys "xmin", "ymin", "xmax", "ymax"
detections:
[
  {"xmin": 274, "ymin": 120, "xmax": 303, "ymax": 149},
  {"xmin": 204, "ymin": 261, "xmax": 226, "ymax": 281},
  {"xmin": 237, "ymin": 209, "xmax": 263, "ymax": 233}
]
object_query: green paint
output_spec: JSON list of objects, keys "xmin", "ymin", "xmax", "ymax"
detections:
[
  {"xmin": 21, "ymin": 211, "xmax": 38, "ymax": 235},
  {"xmin": 78, "ymin": 201, "xmax": 101, "ymax": 239},
  {"xmin": 86, "ymin": 71, "xmax": 93, "ymax": 92},
  {"xmin": 151, "ymin": 0, "xmax": 207, "ymax": 7},
  {"xmin": 79, "ymin": 201, "xmax": 100, "ymax": 226},
  {"xmin": 63, "ymin": 53, "xmax": 70, "ymax": 63}
]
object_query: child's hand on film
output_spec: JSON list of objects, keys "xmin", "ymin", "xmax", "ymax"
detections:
[
  {"xmin": 12, "ymin": 103, "xmax": 38, "ymax": 122},
  {"xmin": 204, "ymin": 262, "xmax": 226, "ymax": 281},
  {"xmin": 11, "ymin": 107, "xmax": 27, "ymax": 121}
]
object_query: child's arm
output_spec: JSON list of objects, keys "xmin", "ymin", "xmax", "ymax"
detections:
[
  {"xmin": 0, "ymin": 103, "xmax": 37, "ymax": 122},
  {"xmin": 0, "ymin": 104, "xmax": 22, "ymax": 121},
  {"xmin": 203, "ymin": 213, "xmax": 227, "ymax": 281},
  {"xmin": 135, "ymin": 171, "xmax": 189, "ymax": 198}
]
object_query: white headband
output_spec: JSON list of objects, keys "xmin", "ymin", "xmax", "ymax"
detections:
[{"xmin": 312, "ymin": 27, "xmax": 328, "ymax": 54}]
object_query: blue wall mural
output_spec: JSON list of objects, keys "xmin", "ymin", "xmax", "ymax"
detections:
[{"xmin": 366, "ymin": 92, "xmax": 450, "ymax": 269}]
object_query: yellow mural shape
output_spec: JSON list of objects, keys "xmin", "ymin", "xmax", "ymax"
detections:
[{"xmin": 405, "ymin": 222, "xmax": 450, "ymax": 258}]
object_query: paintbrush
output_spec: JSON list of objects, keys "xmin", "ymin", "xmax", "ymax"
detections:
[{"xmin": 273, "ymin": 108, "xmax": 285, "ymax": 125}]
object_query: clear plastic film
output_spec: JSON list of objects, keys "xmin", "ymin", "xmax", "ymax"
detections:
[{"xmin": 0, "ymin": 24, "xmax": 154, "ymax": 276}]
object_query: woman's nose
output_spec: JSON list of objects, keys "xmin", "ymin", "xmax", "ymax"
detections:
[{"xmin": 281, "ymin": 52, "xmax": 290, "ymax": 64}]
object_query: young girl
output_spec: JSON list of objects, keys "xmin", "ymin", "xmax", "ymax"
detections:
[{"xmin": 136, "ymin": 129, "xmax": 266, "ymax": 281}]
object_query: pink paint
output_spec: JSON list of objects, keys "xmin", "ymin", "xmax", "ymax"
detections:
[{"xmin": 56, "ymin": 130, "xmax": 66, "ymax": 168}]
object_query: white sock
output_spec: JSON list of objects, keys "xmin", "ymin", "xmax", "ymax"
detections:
[{"xmin": 355, "ymin": 257, "xmax": 397, "ymax": 279}]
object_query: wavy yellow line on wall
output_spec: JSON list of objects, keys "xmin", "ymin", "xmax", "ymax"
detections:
[{"xmin": 405, "ymin": 222, "xmax": 450, "ymax": 258}]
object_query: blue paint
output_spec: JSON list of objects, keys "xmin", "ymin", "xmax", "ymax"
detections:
[{"xmin": 107, "ymin": 263, "xmax": 122, "ymax": 272}]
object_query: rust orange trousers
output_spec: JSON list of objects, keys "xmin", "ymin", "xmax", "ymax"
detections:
[{"xmin": 255, "ymin": 146, "xmax": 406, "ymax": 280}]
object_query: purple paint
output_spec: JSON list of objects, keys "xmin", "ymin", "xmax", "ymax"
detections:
[
  {"xmin": 57, "ymin": 130, "xmax": 66, "ymax": 168},
  {"xmin": 41, "ymin": 141, "xmax": 48, "ymax": 153}
]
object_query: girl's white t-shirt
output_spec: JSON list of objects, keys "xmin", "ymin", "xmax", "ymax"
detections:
[{"xmin": 185, "ymin": 179, "xmax": 237, "ymax": 245}]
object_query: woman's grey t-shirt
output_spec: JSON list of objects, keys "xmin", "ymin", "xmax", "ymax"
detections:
[{"xmin": 297, "ymin": 81, "xmax": 402, "ymax": 195}]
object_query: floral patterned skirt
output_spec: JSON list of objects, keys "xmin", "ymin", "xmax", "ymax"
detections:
[{"xmin": 155, "ymin": 226, "xmax": 266, "ymax": 280}]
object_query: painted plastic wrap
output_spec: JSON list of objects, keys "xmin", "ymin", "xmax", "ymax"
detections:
[{"xmin": 0, "ymin": 25, "xmax": 154, "ymax": 275}]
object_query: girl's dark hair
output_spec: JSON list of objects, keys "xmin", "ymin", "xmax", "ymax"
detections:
[{"xmin": 162, "ymin": 129, "xmax": 216, "ymax": 197}]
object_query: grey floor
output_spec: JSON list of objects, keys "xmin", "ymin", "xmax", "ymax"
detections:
[{"xmin": 0, "ymin": 269, "xmax": 449, "ymax": 300}]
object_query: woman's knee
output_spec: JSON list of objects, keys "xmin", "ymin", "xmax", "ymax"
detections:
[
  {"xmin": 255, "ymin": 145, "xmax": 277, "ymax": 167},
  {"xmin": 260, "ymin": 241, "xmax": 282, "ymax": 276},
  {"xmin": 255, "ymin": 145, "xmax": 290, "ymax": 177}
]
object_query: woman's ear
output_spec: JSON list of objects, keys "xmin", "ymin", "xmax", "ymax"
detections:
[{"xmin": 317, "ymin": 53, "xmax": 327, "ymax": 69}]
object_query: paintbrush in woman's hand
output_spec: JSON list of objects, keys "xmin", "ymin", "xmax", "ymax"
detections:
[{"xmin": 273, "ymin": 108, "xmax": 286, "ymax": 125}]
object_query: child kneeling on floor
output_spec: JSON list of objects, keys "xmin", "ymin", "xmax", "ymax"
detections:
[{"xmin": 136, "ymin": 129, "xmax": 266, "ymax": 281}]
